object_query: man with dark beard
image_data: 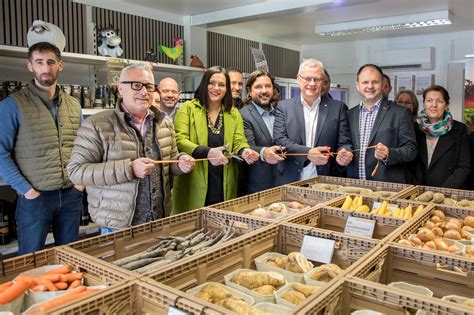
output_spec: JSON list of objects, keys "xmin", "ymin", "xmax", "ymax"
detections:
[
  {"xmin": 0, "ymin": 42, "xmax": 83, "ymax": 254},
  {"xmin": 239, "ymin": 70, "xmax": 285, "ymax": 195}
]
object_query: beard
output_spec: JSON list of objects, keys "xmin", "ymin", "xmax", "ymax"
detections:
[
  {"xmin": 252, "ymin": 94, "xmax": 271, "ymax": 107},
  {"xmin": 34, "ymin": 72, "xmax": 58, "ymax": 87}
]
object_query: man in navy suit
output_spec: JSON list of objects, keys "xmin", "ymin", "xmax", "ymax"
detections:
[
  {"xmin": 347, "ymin": 64, "xmax": 416, "ymax": 183},
  {"xmin": 273, "ymin": 59, "xmax": 353, "ymax": 185},
  {"xmin": 239, "ymin": 70, "xmax": 284, "ymax": 194}
]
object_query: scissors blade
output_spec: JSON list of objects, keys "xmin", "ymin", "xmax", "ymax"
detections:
[{"xmin": 223, "ymin": 144, "xmax": 244, "ymax": 162}]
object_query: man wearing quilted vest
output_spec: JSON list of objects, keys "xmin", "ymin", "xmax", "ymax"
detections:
[
  {"xmin": 67, "ymin": 63, "xmax": 195, "ymax": 234},
  {"xmin": 0, "ymin": 42, "xmax": 83, "ymax": 254}
]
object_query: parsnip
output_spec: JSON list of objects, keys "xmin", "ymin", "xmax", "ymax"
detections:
[{"xmin": 231, "ymin": 271, "xmax": 284, "ymax": 289}]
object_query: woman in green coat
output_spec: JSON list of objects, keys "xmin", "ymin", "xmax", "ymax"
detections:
[{"xmin": 172, "ymin": 66, "xmax": 259, "ymax": 214}]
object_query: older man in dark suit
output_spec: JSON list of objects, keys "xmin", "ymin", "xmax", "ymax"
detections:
[
  {"xmin": 239, "ymin": 70, "xmax": 284, "ymax": 194},
  {"xmin": 347, "ymin": 64, "xmax": 416, "ymax": 183},
  {"xmin": 273, "ymin": 59, "xmax": 353, "ymax": 185}
]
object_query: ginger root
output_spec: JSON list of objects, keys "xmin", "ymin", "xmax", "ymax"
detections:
[
  {"xmin": 232, "ymin": 271, "xmax": 285, "ymax": 289},
  {"xmin": 415, "ymin": 191, "xmax": 433, "ymax": 202}
]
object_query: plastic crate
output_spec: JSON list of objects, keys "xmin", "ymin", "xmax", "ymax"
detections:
[
  {"xmin": 210, "ymin": 185, "xmax": 343, "ymax": 219},
  {"xmin": 396, "ymin": 185, "xmax": 474, "ymax": 207},
  {"xmin": 49, "ymin": 279, "xmax": 226, "ymax": 315},
  {"xmin": 144, "ymin": 222, "xmax": 381, "ymax": 292},
  {"xmin": 387, "ymin": 204, "xmax": 474, "ymax": 244},
  {"xmin": 289, "ymin": 195, "xmax": 430, "ymax": 240},
  {"xmin": 0, "ymin": 247, "xmax": 131, "ymax": 285},
  {"xmin": 295, "ymin": 277, "xmax": 473, "ymax": 315},
  {"xmin": 350, "ymin": 244, "xmax": 474, "ymax": 300},
  {"xmin": 66, "ymin": 208, "xmax": 272, "ymax": 276},
  {"xmin": 287, "ymin": 175, "xmax": 413, "ymax": 199}
]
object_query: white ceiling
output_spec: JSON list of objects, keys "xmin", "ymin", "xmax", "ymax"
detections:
[{"xmin": 79, "ymin": 0, "xmax": 474, "ymax": 47}]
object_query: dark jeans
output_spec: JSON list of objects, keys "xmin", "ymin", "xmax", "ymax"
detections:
[{"xmin": 15, "ymin": 187, "xmax": 83, "ymax": 255}]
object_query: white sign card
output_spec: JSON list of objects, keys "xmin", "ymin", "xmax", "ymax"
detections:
[
  {"xmin": 168, "ymin": 306, "xmax": 191, "ymax": 315},
  {"xmin": 344, "ymin": 216, "xmax": 376, "ymax": 238},
  {"xmin": 300, "ymin": 235, "xmax": 335, "ymax": 264}
]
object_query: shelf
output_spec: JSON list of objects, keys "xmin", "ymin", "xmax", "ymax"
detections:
[
  {"xmin": 83, "ymin": 108, "xmax": 109, "ymax": 116},
  {"xmin": 0, "ymin": 45, "xmax": 204, "ymax": 75}
]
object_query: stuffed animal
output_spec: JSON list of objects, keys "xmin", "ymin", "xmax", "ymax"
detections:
[
  {"xmin": 97, "ymin": 26, "xmax": 123, "ymax": 58},
  {"xmin": 158, "ymin": 38, "xmax": 183, "ymax": 62},
  {"xmin": 27, "ymin": 20, "xmax": 66, "ymax": 51},
  {"xmin": 144, "ymin": 48, "xmax": 158, "ymax": 63},
  {"xmin": 190, "ymin": 54, "xmax": 205, "ymax": 68}
]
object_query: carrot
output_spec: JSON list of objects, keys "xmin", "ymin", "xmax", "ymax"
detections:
[
  {"xmin": 54, "ymin": 282, "xmax": 68, "ymax": 290},
  {"xmin": 40, "ymin": 274, "xmax": 60, "ymax": 282},
  {"xmin": 46, "ymin": 265, "xmax": 72, "ymax": 275},
  {"xmin": 36, "ymin": 278, "xmax": 57, "ymax": 291},
  {"xmin": 59, "ymin": 273, "xmax": 83, "ymax": 282},
  {"xmin": 67, "ymin": 280, "xmax": 81, "ymax": 290},
  {"xmin": 371, "ymin": 160, "xmax": 380, "ymax": 177},
  {"xmin": 31, "ymin": 284, "xmax": 48, "ymax": 292},
  {"xmin": 0, "ymin": 282, "xmax": 12, "ymax": 294},
  {"xmin": 0, "ymin": 279, "xmax": 30, "ymax": 304},
  {"xmin": 39, "ymin": 286, "xmax": 96, "ymax": 313}
]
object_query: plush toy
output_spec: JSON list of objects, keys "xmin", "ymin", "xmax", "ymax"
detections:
[
  {"xmin": 158, "ymin": 38, "xmax": 183, "ymax": 62},
  {"xmin": 27, "ymin": 20, "xmax": 66, "ymax": 51},
  {"xmin": 144, "ymin": 48, "xmax": 158, "ymax": 63},
  {"xmin": 97, "ymin": 26, "xmax": 123, "ymax": 58},
  {"xmin": 190, "ymin": 54, "xmax": 205, "ymax": 68}
]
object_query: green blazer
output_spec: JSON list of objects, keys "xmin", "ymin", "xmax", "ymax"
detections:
[{"xmin": 171, "ymin": 99, "xmax": 249, "ymax": 214}]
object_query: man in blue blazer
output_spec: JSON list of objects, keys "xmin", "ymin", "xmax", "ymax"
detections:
[
  {"xmin": 273, "ymin": 59, "xmax": 353, "ymax": 185},
  {"xmin": 239, "ymin": 70, "xmax": 284, "ymax": 194},
  {"xmin": 347, "ymin": 64, "xmax": 416, "ymax": 183}
]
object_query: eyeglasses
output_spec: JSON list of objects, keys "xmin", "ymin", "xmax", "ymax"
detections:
[
  {"xmin": 208, "ymin": 81, "xmax": 226, "ymax": 89},
  {"xmin": 298, "ymin": 75, "xmax": 325, "ymax": 84},
  {"xmin": 120, "ymin": 81, "xmax": 157, "ymax": 92}
]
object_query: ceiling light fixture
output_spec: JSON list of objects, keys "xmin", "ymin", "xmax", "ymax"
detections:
[{"xmin": 315, "ymin": 10, "xmax": 452, "ymax": 36}]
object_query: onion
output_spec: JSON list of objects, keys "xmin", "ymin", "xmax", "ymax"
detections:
[
  {"xmin": 464, "ymin": 215, "xmax": 474, "ymax": 228},
  {"xmin": 432, "ymin": 210, "xmax": 445, "ymax": 221},
  {"xmin": 447, "ymin": 218, "xmax": 462, "ymax": 227},
  {"xmin": 430, "ymin": 215, "xmax": 442, "ymax": 223},
  {"xmin": 411, "ymin": 237, "xmax": 423, "ymax": 246},
  {"xmin": 435, "ymin": 222, "xmax": 446, "ymax": 230},
  {"xmin": 423, "ymin": 241, "xmax": 437, "ymax": 250},
  {"xmin": 466, "ymin": 246, "xmax": 474, "ymax": 256},
  {"xmin": 424, "ymin": 221, "xmax": 435, "ymax": 229},
  {"xmin": 287, "ymin": 201, "xmax": 305, "ymax": 210},
  {"xmin": 444, "ymin": 230, "xmax": 461, "ymax": 240},
  {"xmin": 417, "ymin": 228, "xmax": 435, "ymax": 242},
  {"xmin": 447, "ymin": 245, "xmax": 459, "ymax": 253},
  {"xmin": 433, "ymin": 238, "xmax": 449, "ymax": 251},
  {"xmin": 462, "ymin": 225, "xmax": 474, "ymax": 231},
  {"xmin": 431, "ymin": 227, "xmax": 444, "ymax": 237},
  {"xmin": 445, "ymin": 221, "xmax": 461, "ymax": 232},
  {"xmin": 397, "ymin": 239, "xmax": 413, "ymax": 247}
]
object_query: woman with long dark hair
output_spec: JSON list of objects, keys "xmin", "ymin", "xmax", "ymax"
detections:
[{"xmin": 172, "ymin": 66, "xmax": 259, "ymax": 214}]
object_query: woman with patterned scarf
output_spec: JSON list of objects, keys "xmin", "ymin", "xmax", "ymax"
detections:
[{"xmin": 412, "ymin": 85, "xmax": 471, "ymax": 188}]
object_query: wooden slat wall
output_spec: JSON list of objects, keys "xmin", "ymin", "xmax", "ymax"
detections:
[
  {"xmin": 262, "ymin": 43, "xmax": 300, "ymax": 78},
  {"xmin": 207, "ymin": 31, "xmax": 259, "ymax": 73},
  {"xmin": 93, "ymin": 7, "xmax": 183, "ymax": 63},
  {"xmin": 0, "ymin": 0, "xmax": 87, "ymax": 53}
]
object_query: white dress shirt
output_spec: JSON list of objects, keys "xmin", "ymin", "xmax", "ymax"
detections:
[{"xmin": 300, "ymin": 95, "xmax": 321, "ymax": 180}]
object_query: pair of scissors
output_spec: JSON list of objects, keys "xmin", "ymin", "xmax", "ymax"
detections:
[{"xmin": 223, "ymin": 144, "xmax": 244, "ymax": 162}]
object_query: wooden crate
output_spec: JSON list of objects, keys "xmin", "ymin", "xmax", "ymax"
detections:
[
  {"xmin": 0, "ymin": 247, "xmax": 130, "ymax": 285},
  {"xmin": 52, "ymin": 279, "xmax": 226, "ymax": 315},
  {"xmin": 210, "ymin": 185, "xmax": 343, "ymax": 219},
  {"xmin": 396, "ymin": 185, "xmax": 474, "ymax": 206},
  {"xmin": 288, "ymin": 195, "xmax": 430, "ymax": 240},
  {"xmin": 387, "ymin": 203, "xmax": 474, "ymax": 244},
  {"xmin": 295, "ymin": 277, "xmax": 473, "ymax": 315},
  {"xmin": 350, "ymin": 244, "xmax": 474, "ymax": 299},
  {"xmin": 144, "ymin": 222, "xmax": 381, "ymax": 292},
  {"xmin": 287, "ymin": 175, "xmax": 413, "ymax": 199},
  {"xmin": 65, "ymin": 208, "xmax": 273, "ymax": 276}
]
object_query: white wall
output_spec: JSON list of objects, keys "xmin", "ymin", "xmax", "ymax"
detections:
[{"xmin": 301, "ymin": 30, "xmax": 474, "ymax": 121}]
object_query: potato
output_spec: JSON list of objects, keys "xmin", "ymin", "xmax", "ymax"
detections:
[
  {"xmin": 457, "ymin": 199, "xmax": 471, "ymax": 207},
  {"xmin": 432, "ymin": 192, "xmax": 445, "ymax": 204},
  {"xmin": 415, "ymin": 191, "xmax": 433, "ymax": 202},
  {"xmin": 443, "ymin": 198, "xmax": 456, "ymax": 206}
]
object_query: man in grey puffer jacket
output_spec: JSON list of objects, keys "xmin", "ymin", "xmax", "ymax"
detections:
[{"xmin": 67, "ymin": 63, "xmax": 194, "ymax": 234}]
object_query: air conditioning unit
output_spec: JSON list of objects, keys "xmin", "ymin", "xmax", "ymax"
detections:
[{"xmin": 372, "ymin": 47, "xmax": 434, "ymax": 70}]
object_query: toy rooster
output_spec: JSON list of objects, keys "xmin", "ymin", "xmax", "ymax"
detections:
[
  {"xmin": 190, "ymin": 54, "xmax": 205, "ymax": 68},
  {"xmin": 158, "ymin": 38, "xmax": 183, "ymax": 62}
]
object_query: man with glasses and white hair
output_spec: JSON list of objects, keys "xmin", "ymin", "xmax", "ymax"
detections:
[
  {"xmin": 67, "ymin": 63, "xmax": 195, "ymax": 234},
  {"xmin": 273, "ymin": 58, "xmax": 353, "ymax": 185}
]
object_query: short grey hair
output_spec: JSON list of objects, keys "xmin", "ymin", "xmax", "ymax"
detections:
[
  {"xmin": 120, "ymin": 62, "xmax": 154, "ymax": 82},
  {"xmin": 298, "ymin": 58, "xmax": 325, "ymax": 76}
]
